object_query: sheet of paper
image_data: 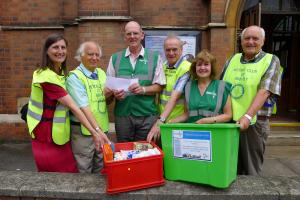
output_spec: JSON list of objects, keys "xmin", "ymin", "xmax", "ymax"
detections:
[{"xmin": 105, "ymin": 76, "xmax": 138, "ymax": 91}]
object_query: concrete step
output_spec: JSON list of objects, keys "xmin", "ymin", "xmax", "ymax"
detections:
[
  {"xmin": 268, "ymin": 130, "xmax": 300, "ymax": 146},
  {"xmin": 268, "ymin": 122, "xmax": 300, "ymax": 146},
  {"xmin": 270, "ymin": 122, "xmax": 300, "ymax": 131}
]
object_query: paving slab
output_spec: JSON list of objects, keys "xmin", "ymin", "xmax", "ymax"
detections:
[
  {"xmin": 1, "ymin": 171, "xmax": 299, "ymax": 200},
  {"xmin": 0, "ymin": 143, "xmax": 299, "ymax": 177}
]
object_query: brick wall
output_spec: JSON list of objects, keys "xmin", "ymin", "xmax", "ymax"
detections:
[
  {"xmin": 0, "ymin": 0, "xmax": 221, "ymax": 114},
  {"xmin": 0, "ymin": 0, "xmax": 236, "ymax": 141},
  {"xmin": 63, "ymin": 0, "xmax": 78, "ymax": 23},
  {"xmin": 130, "ymin": 0, "xmax": 208, "ymax": 26},
  {"xmin": 210, "ymin": 28, "xmax": 234, "ymax": 75},
  {"xmin": 77, "ymin": 22, "xmax": 126, "ymax": 68},
  {"xmin": 210, "ymin": 0, "xmax": 227, "ymax": 22},
  {"xmin": 0, "ymin": 30, "xmax": 64, "ymax": 113},
  {"xmin": 0, "ymin": 0, "xmax": 63, "ymax": 26},
  {"xmin": 79, "ymin": 0, "xmax": 129, "ymax": 16},
  {"xmin": 0, "ymin": 122, "xmax": 30, "ymax": 142}
]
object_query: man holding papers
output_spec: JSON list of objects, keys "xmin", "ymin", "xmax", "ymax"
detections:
[{"xmin": 106, "ymin": 21, "xmax": 166, "ymax": 142}]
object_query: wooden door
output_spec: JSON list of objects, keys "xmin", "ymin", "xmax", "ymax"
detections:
[
  {"xmin": 240, "ymin": 3, "xmax": 261, "ymax": 28},
  {"xmin": 290, "ymin": 32, "xmax": 300, "ymax": 121},
  {"xmin": 239, "ymin": 3, "xmax": 261, "ymax": 51}
]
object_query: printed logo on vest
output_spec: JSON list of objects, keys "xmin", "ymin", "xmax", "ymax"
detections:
[
  {"xmin": 139, "ymin": 59, "xmax": 148, "ymax": 64},
  {"xmin": 206, "ymin": 91, "xmax": 217, "ymax": 99},
  {"xmin": 230, "ymin": 84, "xmax": 244, "ymax": 99}
]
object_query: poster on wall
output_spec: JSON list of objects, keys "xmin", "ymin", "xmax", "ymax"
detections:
[{"xmin": 144, "ymin": 30, "xmax": 201, "ymax": 62}]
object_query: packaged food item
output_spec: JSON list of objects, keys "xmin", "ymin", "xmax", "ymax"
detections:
[
  {"xmin": 113, "ymin": 152, "xmax": 122, "ymax": 161},
  {"xmin": 113, "ymin": 148, "xmax": 161, "ymax": 161},
  {"xmin": 134, "ymin": 142, "xmax": 153, "ymax": 151}
]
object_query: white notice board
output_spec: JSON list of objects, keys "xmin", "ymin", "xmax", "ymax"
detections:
[{"xmin": 144, "ymin": 30, "xmax": 200, "ymax": 62}]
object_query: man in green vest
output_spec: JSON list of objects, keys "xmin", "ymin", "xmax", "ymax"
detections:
[
  {"xmin": 147, "ymin": 35, "xmax": 191, "ymax": 142},
  {"xmin": 66, "ymin": 41, "xmax": 111, "ymax": 173},
  {"xmin": 106, "ymin": 21, "xmax": 166, "ymax": 142},
  {"xmin": 221, "ymin": 25, "xmax": 282, "ymax": 175}
]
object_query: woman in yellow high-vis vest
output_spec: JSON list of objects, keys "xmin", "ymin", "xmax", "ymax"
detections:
[{"xmin": 27, "ymin": 33, "xmax": 109, "ymax": 172}]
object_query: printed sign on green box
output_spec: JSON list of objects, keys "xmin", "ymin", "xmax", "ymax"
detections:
[{"xmin": 172, "ymin": 130, "xmax": 212, "ymax": 162}]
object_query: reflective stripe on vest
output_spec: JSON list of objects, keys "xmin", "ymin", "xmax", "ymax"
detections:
[
  {"xmin": 27, "ymin": 109, "xmax": 67, "ymax": 123},
  {"xmin": 26, "ymin": 68, "xmax": 70, "ymax": 145},
  {"xmin": 160, "ymin": 98, "xmax": 185, "ymax": 105},
  {"xmin": 185, "ymin": 80, "xmax": 225, "ymax": 118},
  {"xmin": 69, "ymin": 68, "xmax": 109, "ymax": 134},
  {"xmin": 159, "ymin": 60, "xmax": 191, "ymax": 121},
  {"xmin": 161, "ymin": 90, "xmax": 172, "ymax": 96},
  {"xmin": 30, "ymin": 98, "xmax": 65, "ymax": 111},
  {"xmin": 159, "ymin": 89, "xmax": 185, "ymax": 106}
]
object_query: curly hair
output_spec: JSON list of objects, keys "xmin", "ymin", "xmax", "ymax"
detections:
[{"xmin": 189, "ymin": 49, "xmax": 217, "ymax": 80}]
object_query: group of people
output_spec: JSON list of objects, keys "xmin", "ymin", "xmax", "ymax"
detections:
[{"xmin": 26, "ymin": 20, "xmax": 281, "ymax": 176}]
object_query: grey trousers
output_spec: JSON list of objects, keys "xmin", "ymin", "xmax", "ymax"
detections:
[
  {"xmin": 115, "ymin": 115, "xmax": 158, "ymax": 142},
  {"xmin": 71, "ymin": 125, "xmax": 103, "ymax": 173},
  {"xmin": 237, "ymin": 119, "xmax": 270, "ymax": 175}
]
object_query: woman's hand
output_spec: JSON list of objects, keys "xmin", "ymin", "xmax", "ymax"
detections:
[{"xmin": 195, "ymin": 117, "xmax": 212, "ymax": 124}]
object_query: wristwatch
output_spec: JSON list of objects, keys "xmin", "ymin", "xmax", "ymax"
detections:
[{"xmin": 158, "ymin": 116, "xmax": 166, "ymax": 123}]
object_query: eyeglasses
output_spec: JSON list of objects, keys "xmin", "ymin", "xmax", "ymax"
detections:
[{"xmin": 125, "ymin": 32, "xmax": 140, "ymax": 37}]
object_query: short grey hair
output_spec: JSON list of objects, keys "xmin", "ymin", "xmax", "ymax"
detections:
[
  {"xmin": 241, "ymin": 26, "xmax": 265, "ymax": 40},
  {"xmin": 74, "ymin": 41, "xmax": 102, "ymax": 62},
  {"xmin": 164, "ymin": 33, "xmax": 184, "ymax": 48}
]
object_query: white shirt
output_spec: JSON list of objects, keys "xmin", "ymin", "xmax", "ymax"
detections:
[{"xmin": 106, "ymin": 47, "xmax": 166, "ymax": 85}]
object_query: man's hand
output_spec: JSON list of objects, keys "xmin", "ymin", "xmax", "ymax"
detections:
[
  {"xmin": 91, "ymin": 130, "xmax": 111, "ymax": 152},
  {"xmin": 105, "ymin": 87, "xmax": 114, "ymax": 104},
  {"xmin": 128, "ymin": 83, "xmax": 144, "ymax": 95},
  {"xmin": 237, "ymin": 116, "xmax": 251, "ymax": 131},
  {"xmin": 113, "ymin": 89, "xmax": 125, "ymax": 100},
  {"xmin": 147, "ymin": 120, "xmax": 161, "ymax": 142},
  {"xmin": 104, "ymin": 87, "xmax": 114, "ymax": 98}
]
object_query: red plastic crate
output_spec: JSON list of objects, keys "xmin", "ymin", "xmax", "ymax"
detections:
[{"xmin": 101, "ymin": 141, "xmax": 165, "ymax": 194}]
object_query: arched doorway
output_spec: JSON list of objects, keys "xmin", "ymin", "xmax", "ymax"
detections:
[{"xmin": 240, "ymin": 0, "xmax": 300, "ymax": 122}]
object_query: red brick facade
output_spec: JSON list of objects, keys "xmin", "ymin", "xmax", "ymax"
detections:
[{"xmin": 0, "ymin": 0, "xmax": 242, "ymax": 141}]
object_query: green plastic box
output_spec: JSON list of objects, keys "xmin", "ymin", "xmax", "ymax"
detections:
[{"xmin": 160, "ymin": 123, "xmax": 240, "ymax": 188}]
